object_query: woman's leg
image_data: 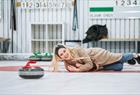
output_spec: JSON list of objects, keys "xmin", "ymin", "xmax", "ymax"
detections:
[
  {"xmin": 103, "ymin": 62, "xmax": 123, "ymax": 71},
  {"xmin": 129, "ymin": 53, "xmax": 140, "ymax": 64},
  {"xmin": 102, "ymin": 53, "xmax": 139, "ymax": 71},
  {"xmin": 102, "ymin": 53, "xmax": 134, "ymax": 71},
  {"xmin": 120, "ymin": 53, "xmax": 134, "ymax": 63},
  {"xmin": 121, "ymin": 53, "xmax": 140, "ymax": 65}
]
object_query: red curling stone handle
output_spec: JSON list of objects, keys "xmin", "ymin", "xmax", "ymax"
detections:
[{"xmin": 24, "ymin": 61, "xmax": 37, "ymax": 68}]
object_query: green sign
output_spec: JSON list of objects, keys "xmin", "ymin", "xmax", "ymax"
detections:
[{"xmin": 90, "ymin": 7, "xmax": 113, "ymax": 12}]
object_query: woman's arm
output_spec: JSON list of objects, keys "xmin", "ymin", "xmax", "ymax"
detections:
[
  {"xmin": 64, "ymin": 61, "xmax": 99, "ymax": 72},
  {"xmin": 75, "ymin": 47, "xmax": 95, "ymax": 72}
]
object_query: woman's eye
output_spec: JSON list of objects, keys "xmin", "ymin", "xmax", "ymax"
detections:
[
  {"xmin": 60, "ymin": 53, "xmax": 63, "ymax": 57},
  {"xmin": 63, "ymin": 50, "xmax": 66, "ymax": 53}
]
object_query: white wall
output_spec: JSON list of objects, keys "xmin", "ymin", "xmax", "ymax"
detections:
[
  {"xmin": 0, "ymin": 0, "xmax": 11, "ymax": 53},
  {"xmin": 0, "ymin": 0, "xmax": 140, "ymax": 53}
]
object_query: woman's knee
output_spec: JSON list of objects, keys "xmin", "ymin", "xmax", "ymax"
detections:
[
  {"xmin": 113, "ymin": 66, "xmax": 123, "ymax": 71},
  {"xmin": 103, "ymin": 63, "xmax": 123, "ymax": 71},
  {"xmin": 113, "ymin": 63, "xmax": 123, "ymax": 71}
]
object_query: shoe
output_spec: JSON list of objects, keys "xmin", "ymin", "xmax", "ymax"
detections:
[
  {"xmin": 127, "ymin": 59, "xmax": 136, "ymax": 65},
  {"xmin": 135, "ymin": 56, "xmax": 140, "ymax": 64}
]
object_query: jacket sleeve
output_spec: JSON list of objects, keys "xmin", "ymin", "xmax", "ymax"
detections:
[{"xmin": 76, "ymin": 47, "xmax": 94, "ymax": 72}]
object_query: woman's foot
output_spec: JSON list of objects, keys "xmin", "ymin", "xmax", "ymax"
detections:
[
  {"xmin": 135, "ymin": 56, "xmax": 140, "ymax": 64},
  {"xmin": 127, "ymin": 59, "xmax": 136, "ymax": 65}
]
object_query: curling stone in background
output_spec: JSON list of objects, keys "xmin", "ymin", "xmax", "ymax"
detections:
[
  {"xmin": 28, "ymin": 51, "xmax": 53, "ymax": 61},
  {"xmin": 19, "ymin": 61, "xmax": 44, "ymax": 79},
  {"xmin": 28, "ymin": 51, "xmax": 42, "ymax": 61},
  {"xmin": 41, "ymin": 52, "xmax": 53, "ymax": 61}
]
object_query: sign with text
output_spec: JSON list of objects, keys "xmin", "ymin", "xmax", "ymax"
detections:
[
  {"xmin": 89, "ymin": 0, "xmax": 140, "ymax": 19},
  {"xmin": 16, "ymin": 0, "xmax": 72, "ymax": 9}
]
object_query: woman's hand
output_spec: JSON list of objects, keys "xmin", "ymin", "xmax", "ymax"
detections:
[
  {"xmin": 67, "ymin": 65, "xmax": 80, "ymax": 72},
  {"xmin": 76, "ymin": 63, "xmax": 81, "ymax": 68}
]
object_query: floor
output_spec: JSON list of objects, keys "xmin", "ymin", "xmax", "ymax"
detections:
[{"xmin": 0, "ymin": 61, "xmax": 140, "ymax": 95}]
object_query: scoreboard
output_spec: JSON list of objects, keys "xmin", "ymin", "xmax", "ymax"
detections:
[{"xmin": 89, "ymin": 0, "xmax": 140, "ymax": 18}]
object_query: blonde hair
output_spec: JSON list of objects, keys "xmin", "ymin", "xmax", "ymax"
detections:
[{"xmin": 50, "ymin": 54, "xmax": 61, "ymax": 72}]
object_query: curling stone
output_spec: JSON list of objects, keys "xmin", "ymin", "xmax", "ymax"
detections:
[
  {"xmin": 19, "ymin": 61, "xmax": 44, "ymax": 79},
  {"xmin": 28, "ymin": 51, "xmax": 42, "ymax": 61}
]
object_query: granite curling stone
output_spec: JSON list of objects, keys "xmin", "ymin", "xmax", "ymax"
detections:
[{"xmin": 19, "ymin": 61, "xmax": 44, "ymax": 79}]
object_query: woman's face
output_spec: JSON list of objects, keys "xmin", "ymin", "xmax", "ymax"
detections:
[{"xmin": 58, "ymin": 48, "xmax": 71, "ymax": 60}]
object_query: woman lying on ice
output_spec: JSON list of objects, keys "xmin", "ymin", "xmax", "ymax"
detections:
[{"xmin": 51, "ymin": 44, "xmax": 140, "ymax": 72}]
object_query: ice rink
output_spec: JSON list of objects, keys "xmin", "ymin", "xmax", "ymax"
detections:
[{"xmin": 0, "ymin": 61, "xmax": 140, "ymax": 95}]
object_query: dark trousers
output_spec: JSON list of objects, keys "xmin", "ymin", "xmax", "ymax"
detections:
[{"xmin": 103, "ymin": 53, "xmax": 134, "ymax": 71}]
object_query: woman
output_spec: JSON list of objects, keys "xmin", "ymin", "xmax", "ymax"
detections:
[{"xmin": 51, "ymin": 44, "xmax": 140, "ymax": 72}]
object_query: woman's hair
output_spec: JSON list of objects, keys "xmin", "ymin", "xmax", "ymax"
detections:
[{"xmin": 50, "ymin": 44, "xmax": 66, "ymax": 71}]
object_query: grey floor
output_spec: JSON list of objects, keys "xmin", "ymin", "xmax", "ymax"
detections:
[{"xmin": 0, "ymin": 61, "xmax": 140, "ymax": 95}]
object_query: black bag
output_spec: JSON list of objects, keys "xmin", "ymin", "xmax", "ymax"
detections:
[{"xmin": 83, "ymin": 24, "xmax": 108, "ymax": 43}]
